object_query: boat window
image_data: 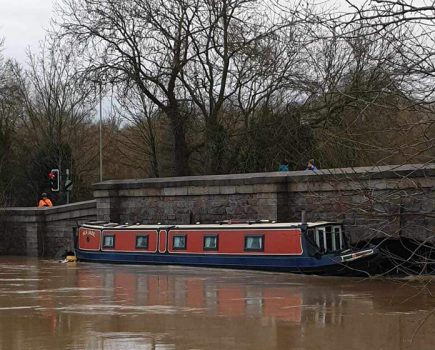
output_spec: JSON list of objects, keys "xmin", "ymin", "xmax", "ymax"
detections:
[
  {"xmin": 333, "ymin": 226, "xmax": 343, "ymax": 250},
  {"xmin": 103, "ymin": 235, "xmax": 115, "ymax": 248},
  {"xmin": 245, "ymin": 235, "xmax": 264, "ymax": 251},
  {"xmin": 307, "ymin": 229, "xmax": 315, "ymax": 242},
  {"xmin": 306, "ymin": 228, "xmax": 319, "ymax": 256},
  {"xmin": 203, "ymin": 235, "xmax": 218, "ymax": 250},
  {"xmin": 173, "ymin": 235, "xmax": 187, "ymax": 250},
  {"xmin": 136, "ymin": 235, "xmax": 149, "ymax": 249},
  {"xmin": 315, "ymin": 228, "xmax": 326, "ymax": 252},
  {"xmin": 325, "ymin": 226, "xmax": 333, "ymax": 252}
]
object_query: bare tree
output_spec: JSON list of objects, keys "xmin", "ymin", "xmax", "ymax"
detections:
[
  {"xmin": 115, "ymin": 83, "xmax": 162, "ymax": 177},
  {"xmin": 10, "ymin": 38, "xmax": 96, "ymax": 203},
  {"xmin": 0, "ymin": 41, "xmax": 24, "ymax": 205},
  {"xmin": 180, "ymin": 0, "xmax": 317, "ymax": 173},
  {"xmin": 55, "ymin": 0, "xmax": 332, "ymax": 175},
  {"xmin": 345, "ymin": 0, "xmax": 435, "ymax": 106},
  {"xmin": 56, "ymin": 0, "xmax": 202, "ymax": 176},
  {"xmin": 301, "ymin": 1, "xmax": 435, "ymax": 275}
]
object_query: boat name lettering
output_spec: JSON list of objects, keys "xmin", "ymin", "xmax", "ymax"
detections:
[{"xmin": 82, "ymin": 229, "xmax": 97, "ymax": 237}]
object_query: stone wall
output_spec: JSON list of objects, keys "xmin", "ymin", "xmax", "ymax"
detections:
[
  {"xmin": 0, "ymin": 164, "xmax": 433, "ymax": 257},
  {"xmin": 93, "ymin": 164, "xmax": 434, "ymax": 244},
  {"xmin": 0, "ymin": 200, "xmax": 97, "ymax": 256}
]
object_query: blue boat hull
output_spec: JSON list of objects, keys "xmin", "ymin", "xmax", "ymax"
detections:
[{"xmin": 75, "ymin": 249, "xmax": 382, "ymax": 276}]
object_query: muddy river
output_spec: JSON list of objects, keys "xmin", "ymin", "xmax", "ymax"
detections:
[{"xmin": 0, "ymin": 256, "xmax": 434, "ymax": 349}]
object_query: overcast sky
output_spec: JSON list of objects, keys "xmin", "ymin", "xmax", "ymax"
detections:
[
  {"xmin": 0, "ymin": 0, "xmax": 55, "ymax": 63},
  {"xmin": 0, "ymin": 0, "xmax": 362, "ymax": 65}
]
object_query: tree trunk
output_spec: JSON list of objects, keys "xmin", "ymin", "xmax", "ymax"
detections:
[
  {"xmin": 205, "ymin": 116, "xmax": 226, "ymax": 174},
  {"xmin": 168, "ymin": 109, "xmax": 189, "ymax": 176}
]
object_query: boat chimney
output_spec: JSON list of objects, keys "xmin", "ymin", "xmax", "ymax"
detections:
[
  {"xmin": 301, "ymin": 210, "xmax": 307, "ymax": 225},
  {"xmin": 301, "ymin": 210, "xmax": 307, "ymax": 232}
]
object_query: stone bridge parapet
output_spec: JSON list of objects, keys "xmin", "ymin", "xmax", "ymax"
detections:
[
  {"xmin": 93, "ymin": 164, "xmax": 434, "ymax": 244},
  {"xmin": 0, "ymin": 164, "xmax": 433, "ymax": 257},
  {"xmin": 0, "ymin": 200, "xmax": 96, "ymax": 256}
]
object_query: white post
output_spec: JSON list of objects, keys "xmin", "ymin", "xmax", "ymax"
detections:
[
  {"xmin": 99, "ymin": 82, "xmax": 103, "ymax": 182},
  {"xmin": 66, "ymin": 168, "xmax": 70, "ymax": 204}
]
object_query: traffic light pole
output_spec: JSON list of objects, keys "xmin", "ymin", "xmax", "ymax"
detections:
[
  {"xmin": 99, "ymin": 82, "xmax": 103, "ymax": 182},
  {"xmin": 66, "ymin": 168, "xmax": 70, "ymax": 204}
]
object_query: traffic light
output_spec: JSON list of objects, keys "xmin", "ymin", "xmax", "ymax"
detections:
[{"xmin": 49, "ymin": 169, "xmax": 60, "ymax": 192}]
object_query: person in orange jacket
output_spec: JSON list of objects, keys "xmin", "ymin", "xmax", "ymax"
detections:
[{"xmin": 38, "ymin": 193, "xmax": 53, "ymax": 207}]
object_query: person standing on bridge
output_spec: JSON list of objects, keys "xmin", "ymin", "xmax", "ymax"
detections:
[
  {"xmin": 278, "ymin": 159, "xmax": 289, "ymax": 172},
  {"xmin": 38, "ymin": 193, "xmax": 53, "ymax": 207},
  {"xmin": 306, "ymin": 159, "xmax": 317, "ymax": 171}
]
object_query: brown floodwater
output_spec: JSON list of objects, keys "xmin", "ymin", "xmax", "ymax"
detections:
[{"xmin": 0, "ymin": 257, "xmax": 435, "ymax": 350}]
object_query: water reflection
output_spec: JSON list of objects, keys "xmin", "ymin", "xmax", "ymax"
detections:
[{"xmin": 0, "ymin": 257, "xmax": 434, "ymax": 350}]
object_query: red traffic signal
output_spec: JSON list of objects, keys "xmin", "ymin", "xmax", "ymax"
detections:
[{"xmin": 49, "ymin": 169, "xmax": 60, "ymax": 192}]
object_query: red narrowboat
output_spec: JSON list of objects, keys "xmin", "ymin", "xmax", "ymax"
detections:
[{"xmin": 74, "ymin": 220, "xmax": 381, "ymax": 276}]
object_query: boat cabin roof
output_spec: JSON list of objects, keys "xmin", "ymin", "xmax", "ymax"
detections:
[{"xmin": 80, "ymin": 221, "xmax": 342, "ymax": 230}]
